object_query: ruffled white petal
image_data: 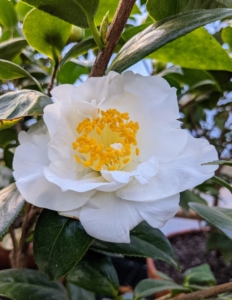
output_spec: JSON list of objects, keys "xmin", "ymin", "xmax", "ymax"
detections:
[
  {"xmin": 51, "ymin": 84, "xmax": 76, "ymax": 103},
  {"xmin": 101, "ymin": 156, "xmax": 158, "ymax": 184},
  {"xmin": 63, "ymin": 191, "xmax": 143, "ymax": 243},
  {"xmin": 117, "ymin": 134, "xmax": 218, "ymax": 201},
  {"xmin": 13, "ymin": 124, "xmax": 93, "ymax": 211}
]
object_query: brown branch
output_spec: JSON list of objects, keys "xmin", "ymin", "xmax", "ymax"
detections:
[
  {"xmin": 170, "ymin": 282, "xmax": 232, "ymax": 300},
  {"xmin": 89, "ymin": 0, "xmax": 136, "ymax": 77},
  {"xmin": 47, "ymin": 62, "xmax": 59, "ymax": 96},
  {"xmin": 9, "ymin": 225, "xmax": 18, "ymax": 268}
]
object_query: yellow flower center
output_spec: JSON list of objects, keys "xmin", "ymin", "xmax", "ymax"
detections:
[{"xmin": 72, "ymin": 108, "xmax": 140, "ymax": 171}]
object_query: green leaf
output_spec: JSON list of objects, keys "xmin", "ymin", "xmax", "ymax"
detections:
[
  {"xmin": 203, "ymin": 160, "xmax": 232, "ymax": 167},
  {"xmin": 134, "ymin": 279, "xmax": 189, "ymax": 300},
  {"xmin": 91, "ymin": 221, "xmax": 178, "ymax": 269},
  {"xmin": 60, "ymin": 38, "xmax": 97, "ymax": 67},
  {"xmin": 149, "ymin": 27, "xmax": 232, "ymax": 71},
  {"xmin": 0, "ymin": 38, "xmax": 28, "ymax": 61},
  {"xmin": 109, "ymin": 9, "xmax": 232, "ymax": 74},
  {"xmin": 0, "ymin": 269, "xmax": 68, "ymax": 300},
  {"xmin": 67, "ymin": 251, "xmax": 119, "ymax": 297},
  {"xmin": 0, "ymin": 0, "xmax": 17, "ymax": 29},
  {"xmin": 67, "ymin": 283, "xmax": 95, "ymax": 300},
  {"xmin": 189, "ymin": 203, "xmax": 232, "ymax": 239},
  {"xmin": 58, "ymin": 60, "xmax": 90, "ymax": 84},
  {"xmin": 0, "ymin": 59, "xmax": 42, "ymax": 91},
  {"xmin": 147, "ymin": 0, "xmax": 230, "ymax": 21},
  {"xmin": 222, "ymin": 26, "xmax": 232, "ymax": 50},
  {"xmin": 15, "ymin": 1, "xmax": 32, "ymax": 21},
  {"xmin": 95, "ymin": 1, "xmax": 139, "ymax": 26},
  {"xmin": 23, "ymin": 9, "xmax": 72, "ymax": 63},
  {"xmin": 21, "ymin": 0, "xmax": 99, "ymax": 28},
  {"xmin": 34, "ymin": 209, "xmax": 93, "ymax": 280},
  {"xmin": 183, "ymin": 264, "xmax": 216, "ymax": 286},
  {"xmin": 0, "ymin": 90, "xmax": 52, "ymax": 130},
  {"xmin": 180, "ymin": 190, "xmax": 207, "ymax": 213},
  {"xmin": 207, "ymin": 231, "xmax": 232, "ymax": 264},
  {"xmin": 0, "ymin": 183, "xmax": 25, "ymax": 238},
  {"xmin": 211, "ymin": 176, "xmax": 232, "ymax": 193},
  {"xmin": 0, "ymin": 128, "xmax": 17, "ymax": 148}
]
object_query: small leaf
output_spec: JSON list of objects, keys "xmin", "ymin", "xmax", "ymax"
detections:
[
  {"xmin": 203, "ymin": 160, "xmax": 232, "ymax": 166},
  {"xmin": 0, "ymin": 59, "xmax": 42, "ymax": 91},
  {"xmin": 60, "ymin": 38, "xmax": 97, "ymax": 67},
  {"xmin": 0, "ymin": 38, "xmax": 28, "ymax": 61},
  {"xmin": 180, "ymin": 190, "xmax": 207, "ymax": 213},
  {"xmin": 23, "ymin": 9, "xmax": 72, "ymax": 63},
  {"xmin": 21, "ymin": 0, "xmax": 99, "ymax": 28},
  {"xmin": 0, "ymin": 0, "xmax": 17, "ymax": 29},
  {"xmin": 134, "ymin": 279, "xmax": 189, "ymax": 300},
  {"xmin": 0, "ymin": 183, "xmax": 25, "ymax": 238},
  {"xmin": 207, "ymin": 231, "xmax": 232, "ymax": 264},
  {"xmin": 211, "ymin": 176, "xmax": 232, "ymax": 193},
  {"xmin": 0, "ymin": 90, "xmax": 52, "ymax": 130},
  {"xmin": 91, "ymin": 221, "xmax": 178, "ymax": 269},
  {"xmin": 189, "ymin": 203, "xmax": 232, "ymax": 239},
  {"xmin": 34, "ymin": 209, "xmax": 93, "ymax": 280},
  {"xmin": 0, "ymin": 128, "xmax": 17, "ymax": 148},
  {"xmin": 67, "ymin": 283, "xmax": 95, "ymax": 300},
  {"xmin": 0, "ymin": 269, "xmax": 68, "ymax": 300},
  {"xmin": 109, "ymin": 9, "xmax": 232, "ymax": 73},
  {"xmin": 149, "ymin": 27, "xmax": 232, "ymax": 71},
  {"xmin": 58, "ymin": 60, "xmax": 90, "ymax": 84},
  {"xmin": 183, "ymin": 264, "xmax": 216, "ymax": 286},
  {"xmin": 67, "ymin": 252, "xmax": 119, "ymax": 297}
]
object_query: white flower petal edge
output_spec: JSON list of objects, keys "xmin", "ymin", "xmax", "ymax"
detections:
[
  {"xmin": 13, "ymin": 71, "xmax": 219, "ymax": 243},
  {"xmin": 13, "ymin": 121, "xmax": 94, "ymax": 211},
  {"xmin": 59, "ymin": 192, "xmax": 179, "ymax": 243}
]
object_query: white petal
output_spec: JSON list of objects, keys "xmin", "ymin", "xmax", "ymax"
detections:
[
  {"xmin": 101, "ymin": 156, "xmax": 158, "ymax": 184},
  {"xmin": 51, "ymin": 84, "xmax": 77, "ymax": 102},
  {"xmin": 70, "ymin": 192, "xmax": 142, "ymax": 243},
  {"xmin": 117, "ymin": 134, "xmax": 218, "ymax": 201},
  {"xmin": 13, "ymin": 130, "xmax": 91, "ymax": 211},
  {"xmin": 43, "ymin": 166, "xmax": 127, "ymax": 193},
  {"xmin": 133, "ymin": 194, "xmax": 180, "ymax": 228}
]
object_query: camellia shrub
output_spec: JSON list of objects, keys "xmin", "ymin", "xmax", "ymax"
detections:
[{"xmin": 0, "ymin": 0, "xmax": 232, "ymax": 299}]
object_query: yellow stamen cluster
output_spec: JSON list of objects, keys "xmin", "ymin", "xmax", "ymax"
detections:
[{"xmin": 72, "ymin": 109, "xmax": 140, "ymax": 171}]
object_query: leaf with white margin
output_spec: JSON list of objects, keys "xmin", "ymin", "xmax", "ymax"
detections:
[{"xmin": 0, "ymin": 183, "xmax": 25, "ymax": 238}]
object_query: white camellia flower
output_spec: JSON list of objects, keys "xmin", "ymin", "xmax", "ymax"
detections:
[{"xmin": 13, "ymin": 71, "xmax": 218, "ymax": 243}]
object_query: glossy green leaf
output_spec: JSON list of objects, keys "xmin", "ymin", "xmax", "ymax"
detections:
[
  {"xmin": 183, "ymin": 264, "xmax": 216, "ymax": 286},
  {"xmin": 23, "ymin": 9, "xmax": 72, "ymax": 63},
  {"xmin": 60, "ymin": 38, "xmax": 97, "ymax": 67},
  {"xmin": 0, "ymin": 38, "xmax": 28, "ymax": 61},
  {"xmin": 0, "ymin": 183, "xmax": 25, "ymax": 238},
  {"xmin": 58, "ymin": 60, "xmax": 90, "ymax": 84},
  {"xmin": 189, "ymin": 203, "xmax": 232, "ymax": 239},
  {"xmin": 109, "ymin": 9, "xmax": 232, "ymax": 73},
  {"xmin": 207, "ymin": 231, "xmax": 232, "ymax": 264},
  {"xmin": 0, "ymin": 269, "xmax": 68, "ymax": 300},
  {"xmin": 91, "ymin": 221, "xmax": 178, "ymax": 269},
  {"xmin": 134, "ymin": 279, "xmax": 189, "ymax": 300},
  {"xmin": 150, "ymin": 28, "xmax": 232, "ymax": 71},
  {"xmin": 0, "ymin": 90, "xmax": 52, "ymax": 130},
  {"xmin": 67, "ymin": 252, "xmax": 119, "ymax": 297},
  {"xmin": 0, "ymin": 59, "xmax": 42, "ymax": 91},
  {"xmin": 67, "ymin": 283, "xmax": 95, "ymax": 300},
  {"xmin": 0, "ymin": 0, "xmax": 17, "ymax": 29},
  {"xmin": 211, "ymin": 176, "xmax": 232, "ymax": 193},
  {"xmin": 180, "ymin": 190, "xmax": 207, "ymax": 213},
  {"xmin": 21, "ymin": 0, "xmax": 99, "ymax": 28},
  {"xmin": 147, "ymin": 0, "xmax": 230, "ymax": 21},
  {"xmin": 34, "ymin": 209, "xmax": 93, "ymax": 280}
]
